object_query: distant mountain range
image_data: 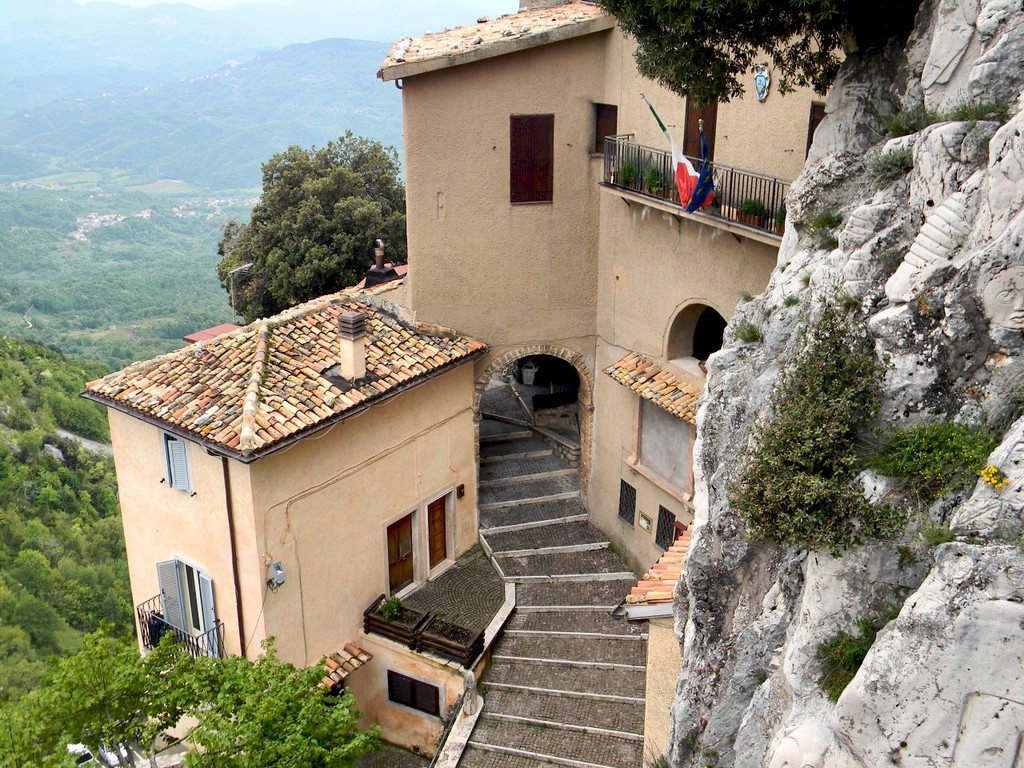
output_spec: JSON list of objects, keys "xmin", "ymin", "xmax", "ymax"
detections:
[{"xmin": 0, "ymin": 37, "xmax": 402, "ymax": 189}]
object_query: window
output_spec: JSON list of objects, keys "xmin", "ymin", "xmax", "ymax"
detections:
[
  {"xmin": 163, "ymin": 432, "xmax": 192, "ymax": 491},
  {"xmin": 655, "ymin": 506, "xmax": 676, "ymax": 550},
  {"xmin": 388, "ymin": 670, "xmax": 440, "ymax": 716},
  {"xmin": 156, "ymin": 559, "xmax": 219, "ymax": 656},
  {"xmin": 387, "ymin": 513, "xmax": 414, "ymax": 593},
  {"xmin": 638, "ymin": 400, "xmax": 692, "ymax": 492},
  {"xmin": 510, "ymin": 114, "xmax": 554, "ymax": 203},
  {"xmin": 618, "ymin": 480, "xmax": 636, "ymax": 525},
  {"xmin": 593, "ymin": 103, "xmax": 618, "ymax": 154}
]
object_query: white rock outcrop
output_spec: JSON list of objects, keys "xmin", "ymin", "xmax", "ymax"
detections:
[{"xmin": 668, "ymin": 0, "xmax": 1024, "ymax": 765}]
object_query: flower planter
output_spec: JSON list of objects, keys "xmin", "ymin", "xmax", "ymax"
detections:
[
  {"xmin": 363, "ymin": 594, "xmax": 430, "ymax": 647},
  {"xmin": 419, "ymin": 615, "xmax": 485, "ymax": 667}
]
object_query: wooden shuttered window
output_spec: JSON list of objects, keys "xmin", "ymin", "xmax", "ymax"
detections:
[
  {"xmin": 157, "ymin": 559, "xmax": 186, "ymax": 631},
  {"xmin": 387, "ymin": 670, "xmax": 441, "ymax": 716},
  {"xmin": 593, "ymin": 103, "xmax": 618, "ymax": 154},
  {"xmin": 163, "ymin": 432, "xmax": 192, "ymax": 491},
  {"xmin": 510, "ymin": 114, "xmax": 554, "ymax": 204}
]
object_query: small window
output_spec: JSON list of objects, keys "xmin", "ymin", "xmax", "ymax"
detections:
[
  {"xmin": 388, "ymin": 670, "xmax": 440, "ymax": 716},
  {"xmin": 510, "ymin": 114, "xmax": 554, "ymax": 204},
  {"xmin": 163, "ymin": 433, "xmax": 192, "ymax": 491},
  {"xmin": 655, "ymin": 506, "xmax": 676, "ymax": 550},
  {"xmin": 618, "ymin": 480, "xmax": 636, "ymax": 525},
  {"xmin": 593, "ymin": 103, "xmax": 618, "ymax": 154}
]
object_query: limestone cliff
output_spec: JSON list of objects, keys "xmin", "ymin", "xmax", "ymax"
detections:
[{"xmin": 670, "ymin": 1, "xmax": 1024, "ymax": 765}]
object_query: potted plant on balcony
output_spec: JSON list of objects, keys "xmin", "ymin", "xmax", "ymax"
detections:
[
  {"xmin": 420, "ymin": 613, "xmax": 485, "ymax": 667},
  {"xmin": 644, "ymin": 168, "xmax": 664, "ymax": 197},
  {"xmin": 363, "ymin": 594, "xmax": 429, "ymax": 646},
  {"xmin": 738, "ymin": 198, "xmax": 768, "ymax": 227},
  {"xmin": 774, "ymin": 205, "xmax": 786, "ymax": 234},
  {"xmin": 619, "ymin": 163, "xmax": 636, "ymax": 190}
]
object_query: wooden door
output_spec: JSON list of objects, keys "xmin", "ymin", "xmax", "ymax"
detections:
[
  {"xmin": 387, "ymin": 514, "xmax": 414, "ymax": 593},
  {"xmin": 427, "ymin": 497, "xmax": 447, "ymax": 569},
  {"xmin": 684, "ymin": 100, "xmax": 717, "ymax": 161}
]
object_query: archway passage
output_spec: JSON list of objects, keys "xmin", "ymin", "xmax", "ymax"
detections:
[
  {"xmin": 692, "ymin": 307, "xmax": 726, "ymax": 362},
  {"xmin": 667, "ymin": 303, "xmax": 726, "ymax": 372}
]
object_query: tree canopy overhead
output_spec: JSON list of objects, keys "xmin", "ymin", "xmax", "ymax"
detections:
[
  {"xmin": 217, "ymin": 131, "xmax": 406, "ymax": 323},
  {"xmin": 600, "ymin": 0, "xmax": 923, "ymax": 104}
]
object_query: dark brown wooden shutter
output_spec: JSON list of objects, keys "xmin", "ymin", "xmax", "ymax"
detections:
[
  {"xmin": 807, "ymin": 101, "xmax": 827, "ymax": 157},
  {"xmin": 593, "ymin": 103, "xmax": 618, "ymax": 154},
  {"xmin": 510, "ymin": 114, "xmax": 554, "ymax": 203},
  {"xmin": 684, "ymin": 100, "xmax": 717, "ymax": 161}
]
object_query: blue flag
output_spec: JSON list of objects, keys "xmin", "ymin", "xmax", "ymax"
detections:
[{"xmin": 685, "ymin": 121, "xmax": 715, "ymax": 213}]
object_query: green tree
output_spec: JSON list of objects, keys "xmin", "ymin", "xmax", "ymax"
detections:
[
  {"xmin": 600, "ymin": 0, "xmax": 922, "ymax": 104},
  {"xmin": 217, "ymin": 131, "xmax": 406, "ymax": 322}
]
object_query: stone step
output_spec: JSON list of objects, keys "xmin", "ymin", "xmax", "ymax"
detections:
[
  {"xmin": 482, "ymin": 521, "xmax": 608, "ymax": 556},
  {"xmin": 494, "ymin": 549, "xmax": 634, "ymax": 582},
  {"xmin": 457, "ymin": 746, "xmax": 553, "ymax": 768},
  {"xmin": 479, "ymin": 467, "xmax": 577, "ymax": 489},
  {"xmin": 485, "ymin": 658, "xmax": 646, "ymax": 700},
  {"xmin": 481, "ymin": 436, "xmax": 551, "ymax": 459},
  {"xmin": 479, "ymin": 475, "xmax": 580, "ymax": 507},
  {"xmin": 480, "ymin": 497, "xmax": 588, "ymax": 532},
  {"xmin": 506, "ymin": 610, "xmax": 644, "ymax": 637},
  {"xmin": 479, "ymin": 452, "xmax": 568, "ymax": 482},
  {"xmin": 485, "ymin": 688, "xmax": 645, "ymax": 739},
  {"xmin": 468, "ymin": 716, "xmax": 644, "ymax": 768},
  {"xmin": 514, "ymin": 578, "xmax": 636, "ymax": 609},
  {"xmin": 493, "ymin": 634, "xmax": 647, "ymax": 667},
  {"xmin": 480, "ymin": 429, "xmax": 534, "ymax": 445}
]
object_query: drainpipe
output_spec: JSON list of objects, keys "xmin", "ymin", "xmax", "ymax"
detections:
[{"xmin": 220, "ymin": 456, "xmax": 246, "ymax": 654}]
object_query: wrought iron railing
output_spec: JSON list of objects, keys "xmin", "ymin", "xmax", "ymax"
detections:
[
  {"xmin": 137, "ymin": 595, "xmax": 224, "ymax": 658},
  {"xmin": 602, "ymin": 135, "xmax": 791, "ymax": 237}
]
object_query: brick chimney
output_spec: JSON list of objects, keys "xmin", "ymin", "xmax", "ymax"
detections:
[{"xmin": 336, "ymin": 311, "xmax": 366, "ymax": 381}]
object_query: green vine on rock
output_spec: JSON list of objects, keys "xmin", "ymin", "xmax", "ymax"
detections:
[{"xmin": 731, "ymin": 303, "xmax": 903, "ymax": 554}]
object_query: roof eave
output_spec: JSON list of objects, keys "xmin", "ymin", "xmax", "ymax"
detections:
[
  {"xmin": 81, "ymin": 345, "xmax": 487, "ymax": 464},
  {"xmin": 378, "ymin": 15, "xmax": 616, "ymax": 81}
]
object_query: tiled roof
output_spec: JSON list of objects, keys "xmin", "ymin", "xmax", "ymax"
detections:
[
  {"xmin": 604, "ymin": 352, "xmax": 702, "ymax": 424},
  {"xmin": 320, "ymin": 642, "xmax": 373, "ymax": 689},
  {"xmin": 85, "ymin": 292, "xmax": 486, "ymax": 461},
  {"xmin": 378, "ymin": 2, "xmax": 613, "ymax": 81},
  {"xmin": 181, "ymin": 323, "xmax": 240, "ymax": 344},
  {"xmin": 625, "ymin": 529, "xmax": 690, "ymax": 606}
]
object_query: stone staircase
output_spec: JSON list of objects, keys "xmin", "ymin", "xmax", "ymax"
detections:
[{"xmin": 461, "ymin": 418, "xmax": 646, "ymax": 768}]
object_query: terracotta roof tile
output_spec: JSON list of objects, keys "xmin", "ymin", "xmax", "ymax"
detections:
[
  {"xmin": 319, "ymin": 642, "xmax": 373, "ymax": 689},
  {"xmin": 604, "ymin": 352, "xmax": 702, "ymax": 424},
  {"xmin": 624, "ymin": 529, "xmax": 691, "ymax": 606},
  {"xmin": 379, "ymin": 2, "xmax": 611, "ymax": 79},
  {"xmin": 86, "ymin": 292, "xmax": 486, "ymax": 460}
]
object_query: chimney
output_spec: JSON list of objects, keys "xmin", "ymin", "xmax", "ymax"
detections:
[
  {"xmin": 336, "ymin": 310, "xmax": 366, "ymax": 381},
  {"xmin": 364, "ymin": 238, "xmax": 400, "ymax": 288}
]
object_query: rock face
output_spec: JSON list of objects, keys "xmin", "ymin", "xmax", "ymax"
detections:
[{"xmin": 668, "ymin": 1, "xmax": 1024, "ymax": 766}]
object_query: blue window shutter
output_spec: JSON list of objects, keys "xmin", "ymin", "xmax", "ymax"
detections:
[
  {"xmin": 198, "ymin": 573, "xmax": 219, "ymax": 657},
  {"xmin": 157, "ymin": 559, "xmax": 185, "ymax": 631},
  {"xmin": 164, "ymin": 434, "xmax": 191, "ymax": 491}
]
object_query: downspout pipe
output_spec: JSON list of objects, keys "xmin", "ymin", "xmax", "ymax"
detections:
[{"xmin": 220, "ymin": 456, "xmax": 246, "ymax": 654}]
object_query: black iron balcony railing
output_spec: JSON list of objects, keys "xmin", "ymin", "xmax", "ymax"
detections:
[
  {"xmin": 137, "ymin": 595, "xmax": 224, "ymax": 658},
  {"xmin": 602, "ymin": 135, "xmax": 791, "ymax": 237}
]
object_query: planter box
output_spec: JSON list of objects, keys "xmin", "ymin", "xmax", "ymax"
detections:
[
  {"xmin": 363, "ymin": 595, "xmax": 430, "ymax": 647},
  {"xmin": 419, "ymin": 616, "xmax": 485, "ymax": 667}
]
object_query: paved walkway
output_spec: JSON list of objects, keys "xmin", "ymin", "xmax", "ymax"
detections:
[
  {"xmin": 356, "ymin": 744, "xmax": 429, "ymax": 768},
  {"xmin": 403, "ymin": 546, "xmax": 505, "ymax": 632},
  {"xmin": 459, "ymin": 417, "xmax": 646, "ymax": 768}
]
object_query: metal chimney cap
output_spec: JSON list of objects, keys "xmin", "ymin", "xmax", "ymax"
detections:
[{"xmin": 337, "ymin": 310, "xmax": 366, "ymax": 339}]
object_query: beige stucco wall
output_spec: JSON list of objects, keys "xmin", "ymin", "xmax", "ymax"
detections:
[
  {"xmin": 589, "ymin": 188, "xmax": 778, "ymax": 571},
  {"xmin": 644, "ymin": 617, "xmax": 682, "ymax": 761},
  {"xmin": 109, "ymin": 409, "xmax": 263, "ymax": 659},
  {"xmin": 249, "ymin": 365, "xmax": 479, "ymax": 669},
  {"xmin": 401, "ymin": 33, "xmax": 608, "ymax": 369}
]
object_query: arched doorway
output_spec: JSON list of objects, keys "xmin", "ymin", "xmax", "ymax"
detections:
[{"xmin": 666, "ymin": 303, "xmax": 726, "ymax": 372}]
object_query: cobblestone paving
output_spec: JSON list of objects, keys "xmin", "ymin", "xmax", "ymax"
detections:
[
  {"xmin": 480, "ymin": 436, "xmax": 551, "ymax": 459},
  {"xmin": 485, "ymin": 658, "xmax": 646, "ymax": 697},
  {"xmin": 513, "ymin": 578, "xmax": 636, "ymax": 607},
  {"xmin": 458, "ymin": 748, "xmax": 552, "ymax": 768},
  {"xmin": 496, "ymin": 634, "xmax": 647, "ymax": 665},
  {"xmin": 479, "ymin": 473, "xmax": 579, "ymax": 505},
  {"xmin": 507, "ymin": 610, "xmax": 644, "ymax": 636},
  {"xmin": 484, "ymin": 520, "xmax": 608, "ymax": 553},
  {"xmin": 479, "ymin": 496, "xmax": 587, "ymax": 530},
  {"xmin": 479, "ymin": 452, "xmax": 568, "ymax": 481},
  {"xmin": 486, "ymin": 688, "xmax": 645, "ymax": 734},
  {"xmin": 470, "ymin": 717, "xmax": 643, "ymax": 767},
  {"xmin": 480, "ymin": 418, "xmax": 530, "ymax": 438},
  {"xmin": 356, "ymin": 744, "xmax": 429, "ymax": 768},
  {"xmin": 496, "ymin": 548, "xmax": 632, "ymax": 577},
  {"xmin": 402, "ymin": 546, "xmax": 504, "ymax": 632}
]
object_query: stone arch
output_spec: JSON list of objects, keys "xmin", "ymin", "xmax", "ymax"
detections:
[
  {"xmin": 665, "ymin": 300, "xmax": 728, "ymax": 363},
  {"xmin": 473, "ymin": 344, "xmax": 594, "ymax": 492}
]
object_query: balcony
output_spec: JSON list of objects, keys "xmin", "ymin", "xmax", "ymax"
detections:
[
  {"xmin": 602, "ymin": 135, "xmax": 791, "ymax": 242},
  {"xmin": 137, "ymin": 595, "xmax": 224, "ymax": 658}
]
